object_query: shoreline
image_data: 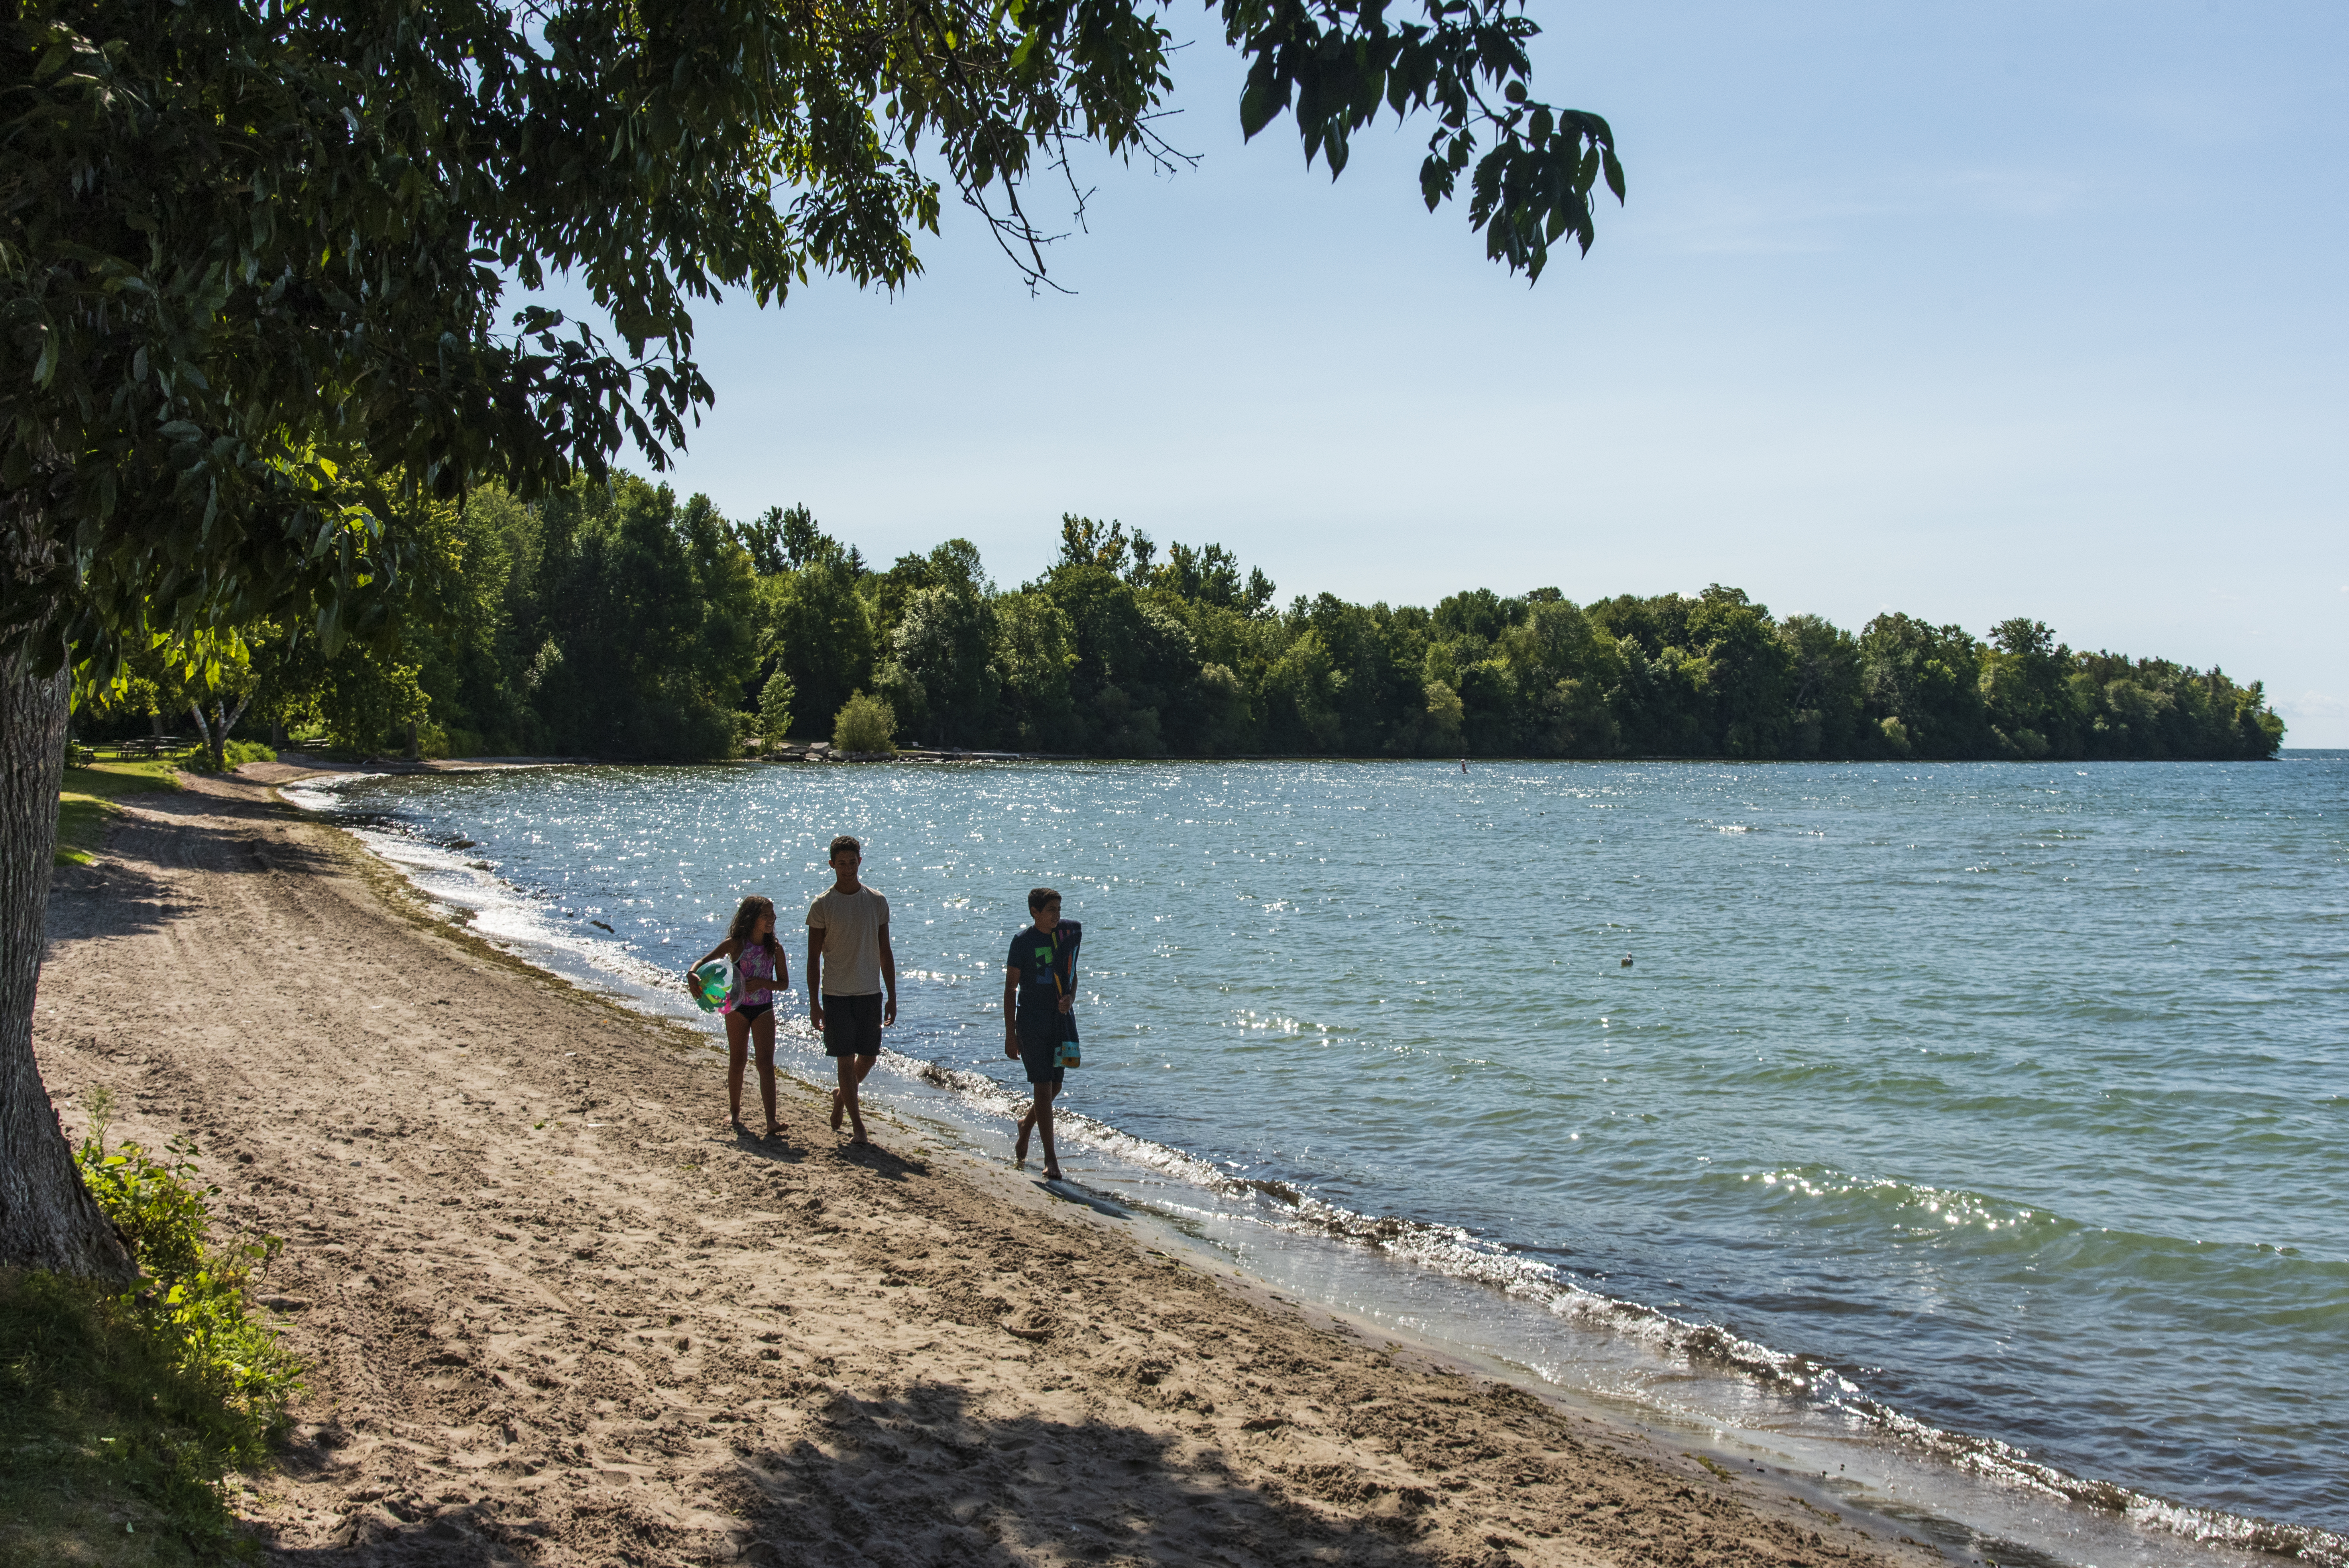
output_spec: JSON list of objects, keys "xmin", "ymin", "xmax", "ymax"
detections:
[{"xmin": 28, "ymin": 769, "xmax": 1960, "ymax": 1566}]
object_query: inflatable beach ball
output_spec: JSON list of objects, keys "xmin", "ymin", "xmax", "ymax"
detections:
[{"xmin": 690, "ymin": 957, "xmax": 736, "ymax": 1013}]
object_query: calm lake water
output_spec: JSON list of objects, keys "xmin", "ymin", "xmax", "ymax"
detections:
[{"xmin": 294, "ymin": 755, "xmax": 2347, "ymax": 1561}]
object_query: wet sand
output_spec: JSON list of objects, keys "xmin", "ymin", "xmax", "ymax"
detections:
[{"xmin": 32, "ymin": 770, "xmax": 1940, "ymax": 1567}]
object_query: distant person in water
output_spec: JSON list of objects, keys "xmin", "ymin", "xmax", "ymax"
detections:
[
  {"xmin": 1003, "ymin": 887, "xmax": 1080, "ymax": 1181},
  {"xmin": 688, "ymin": 895, "xmax": 789, "ymax": 1140},
  {"xmin": 807, "ymin": 835, "xmax": 895, "ymax": 1146}
]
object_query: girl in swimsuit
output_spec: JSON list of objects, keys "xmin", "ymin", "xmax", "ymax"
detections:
[{"xmin": 689, "ymin": 896, "xmax": 790, "ymax": 1139}]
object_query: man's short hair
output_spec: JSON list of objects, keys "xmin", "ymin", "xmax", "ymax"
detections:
[
  {"xmin": 1028, "ymin": 887, "xmax": 1061, "ymax": 913},
  {"xmin": 829, "ymin": 834, "xmax": 862, "ymax": 859}
]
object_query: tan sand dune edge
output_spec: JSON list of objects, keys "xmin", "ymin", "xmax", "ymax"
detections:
[{"xmin": 33, "ymin": 772, "xmax": 1945, "ymax": 1568}]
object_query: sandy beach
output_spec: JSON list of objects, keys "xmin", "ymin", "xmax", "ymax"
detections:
[{"xmin": 31, "ymin": 769, "xmax": 1943, "ymax": 1568}]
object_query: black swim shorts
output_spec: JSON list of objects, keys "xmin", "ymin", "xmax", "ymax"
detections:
[
  {"xmin": 1018, "ymin": 1040, "xmax": 1064, "ymax": 1087},
  {"xmin": 1015, "ymin": 1006, "xmax": 1069, "ymax": 1085},
  {"xmin": 821, "ymin": 992, "xmax": 884, "ymax": 1058}
]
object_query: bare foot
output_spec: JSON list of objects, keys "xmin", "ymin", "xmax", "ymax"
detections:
[
  {"xmin": 762, "ymin": 1123, "xmax": 783, "ymax": 1141},
  {"xmin": 1014, "ymin": 1113, "xmax": 1033, "ymax": 1169},
  {"xmin": 1042, "ymin": 1165, "xmax": 1063, "ymax": 1182},
  {"xmin": 830, "ymin": 1088, "xmax": 844, "ymax": 1133}
]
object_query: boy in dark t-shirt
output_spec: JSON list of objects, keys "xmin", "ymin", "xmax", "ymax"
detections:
[{"xmin": 1002, "ymin": 887, "xmax": 1079, "ymax": 1180}]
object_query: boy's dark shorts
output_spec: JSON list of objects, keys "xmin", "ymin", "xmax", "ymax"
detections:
[
  {"xmin": 822, "ymin": 992, "xmax": 884, "ymax": 1058},
  {"xmin": 1015, "ymin": 1008, "xmax": 1069, "ymax": 1086}
]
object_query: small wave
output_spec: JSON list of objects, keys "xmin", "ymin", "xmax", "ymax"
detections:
[
  {"xmin": 1861, "ymin": 1402, "xmax": 2347, "ymax": 1566},
  {"xmin": 279, "ymin": 773, "xmax": 377, "ymax": 814},
  {"xmin": 1743, "ymin": 1165, "xmax": 2049, "ymax": 1237},
  {"xmin": 1738, "ymin": 1166, "xmax": 2349, "ymax": 1276}
]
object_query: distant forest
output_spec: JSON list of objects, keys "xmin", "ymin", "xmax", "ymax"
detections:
[{"xmin": 80, "ymin": 474, "xmax": 2286, "ymax": 763}]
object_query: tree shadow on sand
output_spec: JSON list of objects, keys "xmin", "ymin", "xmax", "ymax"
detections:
[
  {"xmin": 43, "ymin": 853, "xmax": 189, "ymax": 949},
  {"xmin": 264, "ymin": 1378, "xmax": 1506, "ymax": 1567},
  {"xmin": 41, "ymin": 780, "xmax": 373, "ymax": 959},
  {"xmin": 724, "ymin": 1379, "xmax": 1493, "ymax": 1568},
  {"xmin": 43, "ymin": 815, "xmax": 347, "ymax": 949}
]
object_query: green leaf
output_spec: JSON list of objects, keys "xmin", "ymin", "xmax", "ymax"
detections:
[{"xmin": 1239, "ymin": 61, "xmax": 1285, "ymax": 140}]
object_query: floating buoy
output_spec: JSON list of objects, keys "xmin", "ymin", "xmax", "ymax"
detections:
[{"xmin": 1621, "ymin": 955, "xmax": 1634, "ymax": 967}]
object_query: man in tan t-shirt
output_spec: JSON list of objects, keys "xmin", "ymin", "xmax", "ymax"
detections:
[{"xmin": 807, "ymin": 833, "xmax": 896, "ymax": 1145}]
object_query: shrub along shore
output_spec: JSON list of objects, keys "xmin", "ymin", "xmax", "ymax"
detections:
[
  {"xmin": 77, "ymin": 476, "xmax": 2284, "ymax": 764},
  {"xmin": 1, "ymin": 1089, "xmax": 299, "ymax": 1563}
]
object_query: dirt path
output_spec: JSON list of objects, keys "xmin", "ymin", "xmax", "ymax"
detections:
[{"xmin": 32, "ymin": 773, "xmax": 1926, "ymax": 1568}]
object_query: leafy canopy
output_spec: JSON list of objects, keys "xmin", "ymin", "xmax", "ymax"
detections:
[{"xmin": 2, "ymin": 0, "xmax": 1619, "ymax": 675}]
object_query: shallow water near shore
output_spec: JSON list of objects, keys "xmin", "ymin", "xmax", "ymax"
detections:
[{"xmin": 287, "ymin": 754, "xmax": 2347, "ymax": 1565}]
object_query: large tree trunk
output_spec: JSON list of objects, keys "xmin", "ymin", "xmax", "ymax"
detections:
[{"xmin": 0, "ymin": 658, "xmax": 135, "ymax": 1281}]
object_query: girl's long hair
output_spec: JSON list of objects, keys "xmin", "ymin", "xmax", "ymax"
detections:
[{"xmin": 729, "ymin": 895, "xmax": 779, "ymax": 953}]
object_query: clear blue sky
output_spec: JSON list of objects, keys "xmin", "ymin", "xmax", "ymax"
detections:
[{"xmin": 619, "ymin": 0, "xmax": 2348, "ymax": 745}]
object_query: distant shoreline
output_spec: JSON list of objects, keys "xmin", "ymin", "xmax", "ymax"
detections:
[{"xmin": 247, "ymin": 747, "xmax": 2316, "ymax": 780}]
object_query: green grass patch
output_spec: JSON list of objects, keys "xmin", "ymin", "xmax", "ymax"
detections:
[
  {"xmin": 55, "ymin": 761, "xmax": 182, "ymax": 866},
  {"xmin": 63, "ymin": 759, "xmax": 186, "ymax": 799},
  {"xmin": 0, "ymin": 1092, "xmax": 302, "ymax": 1566},
  {"xmin": 55, "ymin": 794, "xmax": 122, "ymax": 867}
]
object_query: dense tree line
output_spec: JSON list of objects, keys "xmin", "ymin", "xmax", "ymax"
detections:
[{"xmin": 81, "ymin": 476, "xmax": 2282, "ymax": 764}]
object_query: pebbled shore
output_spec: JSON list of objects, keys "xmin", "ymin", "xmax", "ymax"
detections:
[{"xmin": 33, "ymin": 770, "xmax": 1938, "ymax": 1568}]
